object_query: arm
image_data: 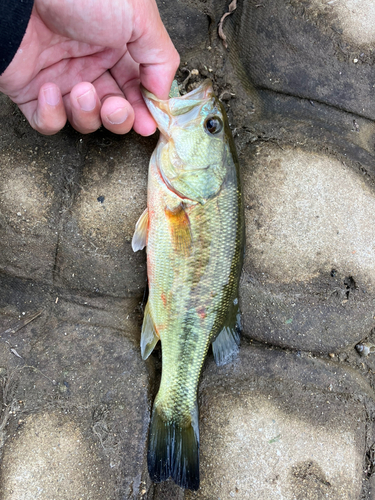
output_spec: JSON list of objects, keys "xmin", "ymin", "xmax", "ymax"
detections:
[{"xmin": 0, "ymin": 0, "xmax": 34, "ymax": 75}]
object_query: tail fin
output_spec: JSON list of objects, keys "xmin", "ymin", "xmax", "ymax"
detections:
[{"xmin": 147, "ymin": 405, "xmax": 200, "ymax": 490}]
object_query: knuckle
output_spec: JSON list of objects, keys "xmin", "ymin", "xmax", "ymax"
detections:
[
  {"xmin": 32, "ymin": 106, "xmax": 67, "ymax": 135},
  {"xmin": 173, "ymin": 49, "xmax": 180, "ymax": 69},
  {"xmin": 71, "ymin": 121, "xmax": 100, "ymax": 134},
  {"xmin": 32, "ymin": 118, "xmax": 65, "ymax": 136},
  {"xmin": 71, "ymin": 111, "xmax": 101, "ymax": 134}
]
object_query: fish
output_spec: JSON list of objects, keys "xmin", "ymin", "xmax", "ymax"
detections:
[{"xmin": 132, "ymin": 79, "xmax": 244, "ymax": 490}]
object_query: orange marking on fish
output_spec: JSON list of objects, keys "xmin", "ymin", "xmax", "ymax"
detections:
[
  {"xmin": 155, "ymin": 322, "xmax": 166, "ymax": 333},
  {"xmin": 161, "ymin": 292, "xmax": 167, "ymax": 306},
  {"xmin": 197, "ymin": 306, "xmax": 206, "ymax": 319},
  {"xmin": 165, "ymin": 204, "xmax": 192, "ymax": 254}
]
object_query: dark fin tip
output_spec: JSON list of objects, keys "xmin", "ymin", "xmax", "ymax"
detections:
[{"xmin": 148, "ymin": 409, "xmax": 200, "ymax": 491}]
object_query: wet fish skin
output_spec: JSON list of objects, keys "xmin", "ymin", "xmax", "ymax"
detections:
[{"xmin": 132, "ymin": 79, "xmax": 244, "ymax": 490}]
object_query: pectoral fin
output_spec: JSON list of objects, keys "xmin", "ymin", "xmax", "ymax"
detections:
[
  {"xmin": 132, "ymin": 207, "xmax": 148, "ymax": 252},
  {"xmin": 141, "ymin": 302, "xmax": 159, "ymax": 360},
  {"xmin": 165, "ymin": 204, "xmax": 192, "ymax": 255},
  {"xmin": 212, "ymin": 299, "xmax": 241, "ymax": 366}
]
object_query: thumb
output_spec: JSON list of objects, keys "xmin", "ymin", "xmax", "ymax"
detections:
[{"xmin": 127, "ymin": 0, "xmax": 180, "ymax": 99}]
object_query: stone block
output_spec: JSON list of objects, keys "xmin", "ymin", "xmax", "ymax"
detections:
[
  {"xmin": 183, "ymin": 345, "xmax": 368, "ymax": 500},
  {"xmin": 55, "ymin": 130, "xmax": 154, "ymax": 297},
  {"xmin": 220, "ymin": 0, "xmax": 375, "ymax": 120},
  {"xmin": 1, "ymin": 412, "xmax": 114, "ymax": 500},
  {"xmin": 0, "ymin": 290, "xmax": 152, "ymax": 500},
  {"xmin": 241, "ymin": 144, "xmax": 375, "ymax": 353},
  {"xmin": 0, "ymin": 96, "xmax": 73, "ymax": 283}
]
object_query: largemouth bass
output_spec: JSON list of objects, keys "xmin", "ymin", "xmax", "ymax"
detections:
[{"xmin": 132, "ymin": 79, "xmax": 244, "ymax": 490}]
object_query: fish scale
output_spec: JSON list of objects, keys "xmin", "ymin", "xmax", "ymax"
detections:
[{"xmin": 132, "ymin": 80, "xmax": 244, "ymax": 490}]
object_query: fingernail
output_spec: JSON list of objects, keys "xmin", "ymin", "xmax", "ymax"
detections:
[
  {"xmin": 43, "ymin": 86, "xmax": 60, "ymax": 106},
  {"xmin": 107, "ymin": 107, "xmax": 128, "ymax": 125},
  {"xmin": 77, "ymin": 89, "xmax": 96, "ymax": 111}
]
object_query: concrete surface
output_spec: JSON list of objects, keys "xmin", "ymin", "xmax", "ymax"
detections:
[
  {"xmin": 190, "ymin": 346, "xmax": 367, "ymax": 500},
  {"xmin": 311, "ymin": 0, "xmax": 375, "ymax": 46},
  {"xmin": 0, "ymin": 0, "xmax": 375, "ymax": 498}
]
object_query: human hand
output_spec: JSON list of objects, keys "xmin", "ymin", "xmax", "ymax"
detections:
[{"xmin": 0, "ymin": 0, "xmax": 179, "ymax": 136}]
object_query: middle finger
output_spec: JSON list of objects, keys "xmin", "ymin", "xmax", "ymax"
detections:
[{"xmin": 65, "ymin": 82, "xmax": 102, "ymax": 134}]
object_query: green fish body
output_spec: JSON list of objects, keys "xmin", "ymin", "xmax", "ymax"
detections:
[{"xmin": 132, "ymin": 80, "xmax": 244, "ymax": 490}]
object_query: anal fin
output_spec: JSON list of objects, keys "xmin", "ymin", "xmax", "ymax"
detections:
[
  {"xmin": 132, "ymin": 207, "xmax": 148, "ymax": 252},
  {"xmin": 141, "ymin": 302, "xmax": 159, "ymax": 360},
  {"xmin": 212, "ymin": 298, "xmax": 241, "ymax": 366}
]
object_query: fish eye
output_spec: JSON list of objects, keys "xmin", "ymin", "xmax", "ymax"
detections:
[{"xmin": 204, "ymin": 116, "xmax": 223, "ymax": 135}]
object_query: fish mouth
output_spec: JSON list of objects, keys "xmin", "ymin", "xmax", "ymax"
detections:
[
  {"xmin": 141, "ymin": 80, "xmax": 215, "ymax": 136},
  {"xmin": 141, "ymin": 79, "xmax": 213, "ymax": 107}
]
